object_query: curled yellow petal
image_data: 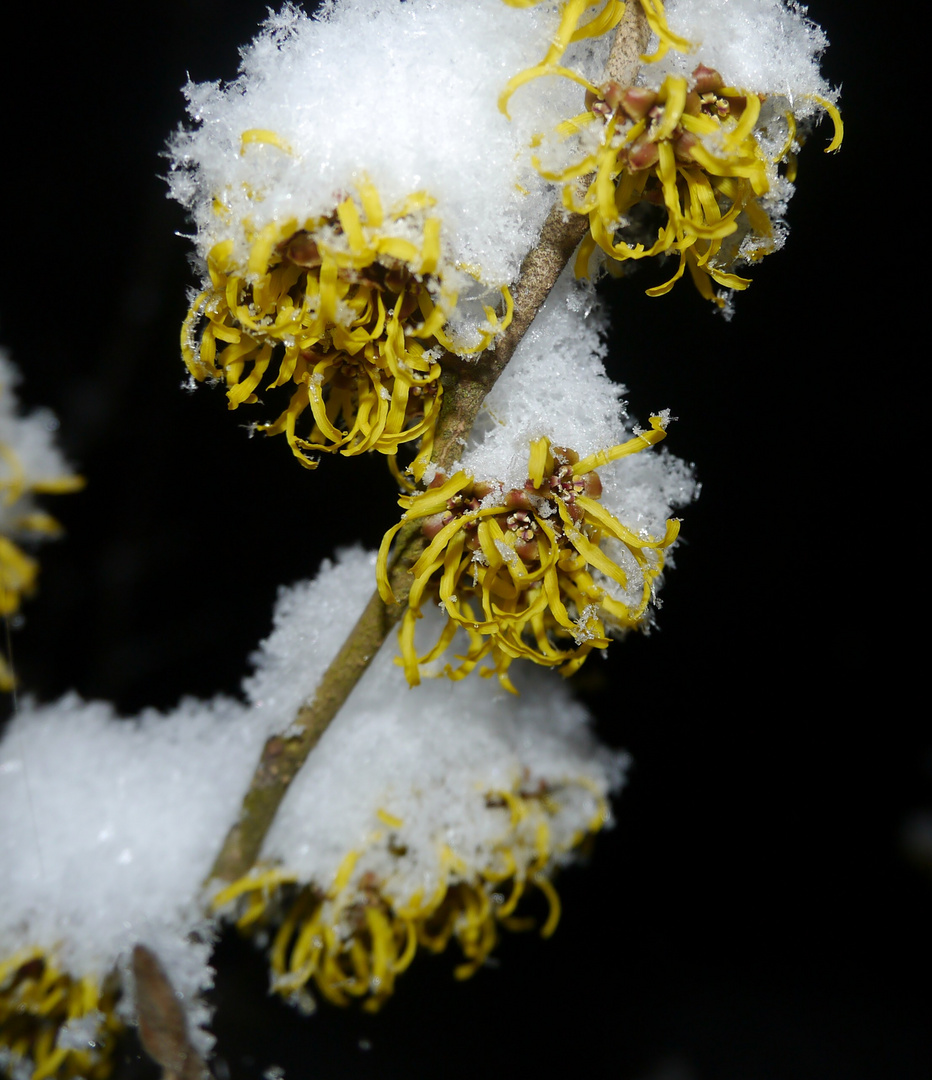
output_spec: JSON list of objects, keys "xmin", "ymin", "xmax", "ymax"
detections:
[
  {"xmin": 805, "ymin": 93, "xmax": 844, "ymax": 152},
  {"xmin": 240, "ymin": 128, "xmax": 293, "ymax": 155}
]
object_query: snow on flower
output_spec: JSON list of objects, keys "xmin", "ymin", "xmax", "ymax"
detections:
[
  {"xmin": 214, "ymin": 768, "xmax": 613, "ymax": 1013},
  {"xmin": 221, "ymin": 548, "xmax": 627, "ymax": 1011},
  {"xmin": 0, "ymin": 947, "xmax": 122, "ymax": 1080},
  {"xmin": 500, "ymin": 0, "xmax": 842, "ymax": 305},
  {"xmin": 168, "ymin": 0, "xmax": 579, "ymax": 469},
  {"xmin": 0, "ymin": 691, "xmax": 261, "ymax": 1076},
  {"xmin": 1, "ymin": 0, "xmax": 842, "ymax": 1071}
]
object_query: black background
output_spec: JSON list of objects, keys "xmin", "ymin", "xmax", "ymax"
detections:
[{"xmin": 1, "ymin": 3, "xmax": 925, "ymax": 1078}]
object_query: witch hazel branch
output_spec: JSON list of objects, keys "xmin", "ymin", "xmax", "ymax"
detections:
[{"xmin": 0, "ymin": 3, "xmax": 840, "ymax": 1076}]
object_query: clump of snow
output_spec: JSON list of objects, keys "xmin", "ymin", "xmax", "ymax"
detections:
[
  {"xmin": 254, "ymin": 580, "xmax": 627, "ymax": 903},
  {"xmin": 463, "ymin": 274, "xmax": 624, "ymax": 485},
  {"xmin": 244, "ymin": 547, "xmax": 379, "ymax": 737},
  {"xmin": 167, "ymin": 0, "xmax": 581, "ymax": 292},
  {"xmin": 245, "ymin": 546, "xmax": 626, "ymax": 899},
  {"xmin": 0, "ymin": 693, "xmax": 265, "ymax": 1053},
  {"xmin": 0, "ymin": 552, "xmax": 380, "ymax": 1057},
  {"xmin": 654, "ymin": 0, "xmax": 835, "ymax": 109}
]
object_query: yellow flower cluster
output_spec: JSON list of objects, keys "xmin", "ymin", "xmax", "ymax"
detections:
[
  {"xmin": 183, "ymin": 168, "xmax": 511, "ymax": 475},
  {"xmin": 0, "ymin": 949, "xmax": 120, "ymax": 1080},
  {"xmin": 213, "ymin": 777, "xmax": 608, "ymax": 1013},
  {"xmin": 567, "ymin": 66, "xmax": 842, "ymax": 302},
  {"xmin": 500, "ymin": 0, "xmax": 843, "ymax": 304},
  {"xmin": 378, "ymin": 420, "xmax": 679, "ymax": 692},
  {"xmin": 0, "ymin": 430, "xmax": 84, "ymax": 691}
]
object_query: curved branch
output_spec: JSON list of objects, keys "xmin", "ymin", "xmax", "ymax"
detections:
[{"xmin": 207, "ymin": 1, "xmax": 648, "ymax": 886}]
